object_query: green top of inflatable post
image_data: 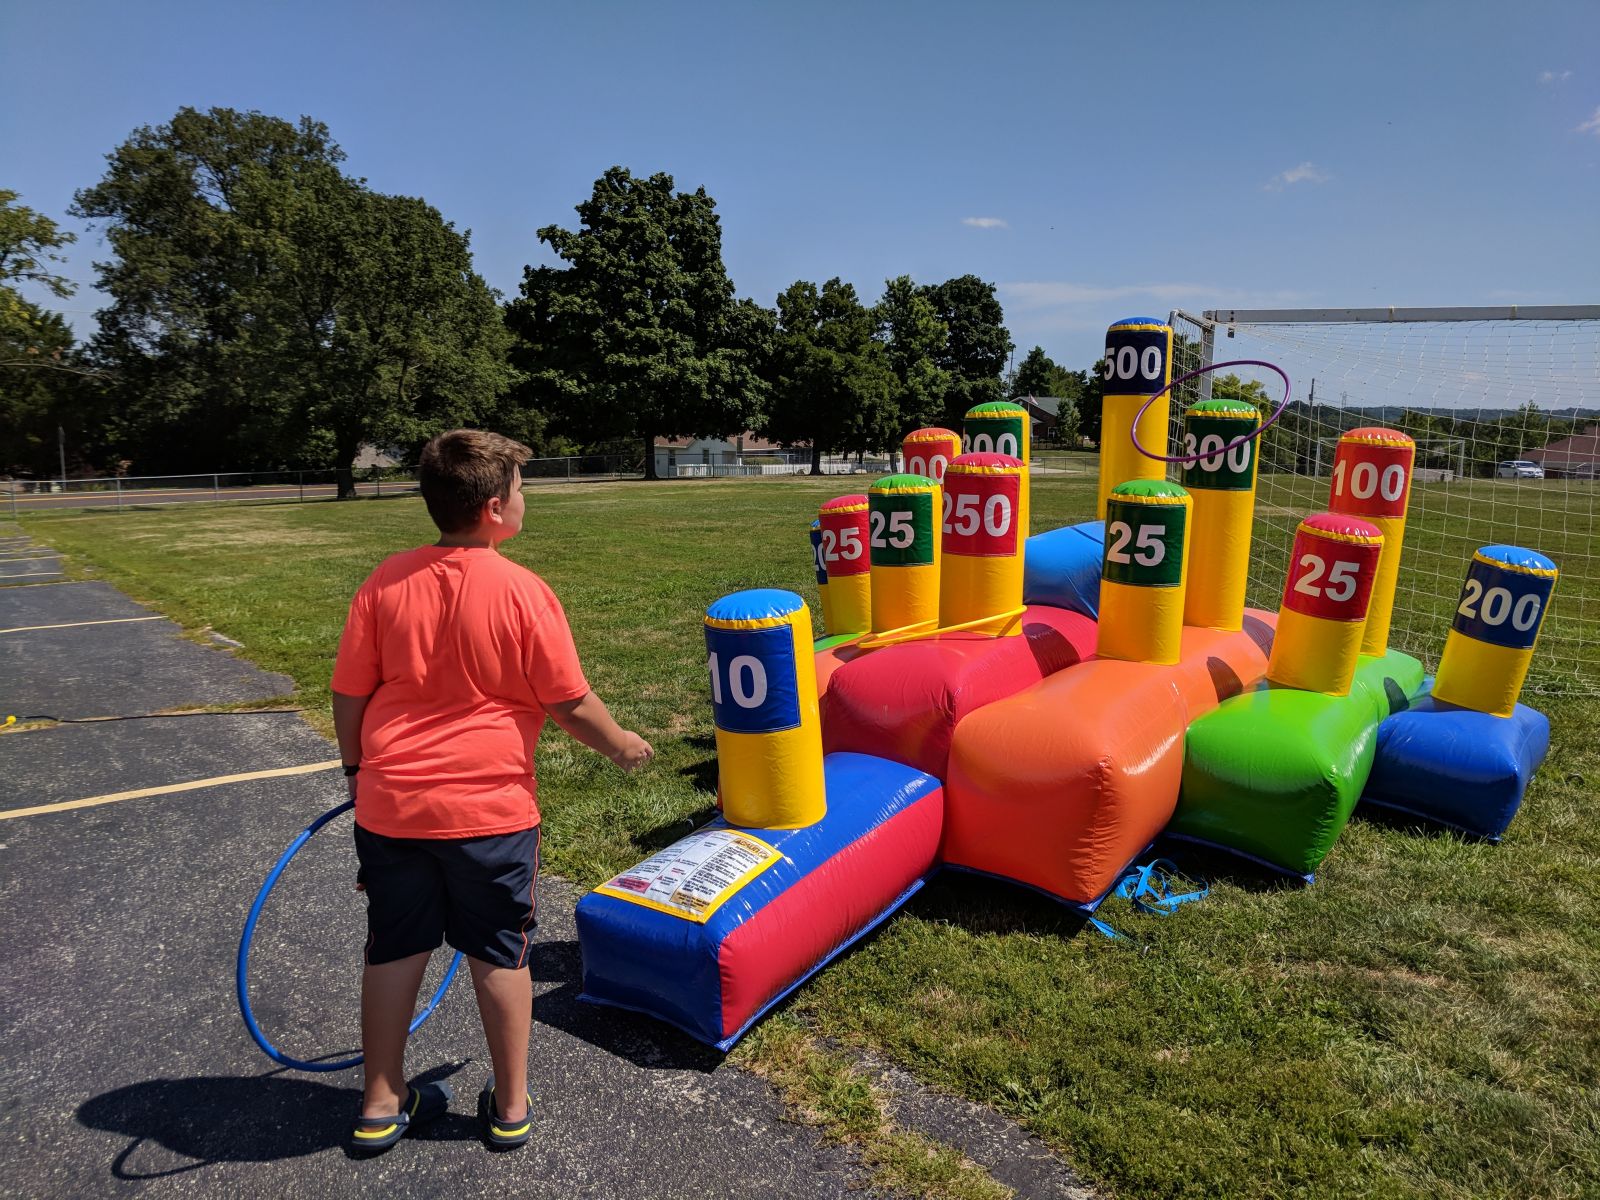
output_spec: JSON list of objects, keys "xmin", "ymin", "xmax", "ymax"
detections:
[
  {"xmin": 966, "ymin": 400, "xmax": 1027, "ymax": 417},
  {"xmin": 1109, "ymin": 478, "xmax": 1189, "ymax": 504},
  {"xmin": 871, "ymin": 473, "xmax": 938, "ymax": 493},
  {"xmin": 1184, "ymin": 397, "xmax": 1260, "ymax": 421}
]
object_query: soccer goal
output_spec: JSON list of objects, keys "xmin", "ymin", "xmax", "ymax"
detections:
[{"xmin": 1167, "ymin": 305, "xmax": 1600, "ymax": 696}]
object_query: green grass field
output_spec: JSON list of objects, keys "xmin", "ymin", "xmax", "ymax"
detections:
[{"xmin": 20, "ymin": 475, "xmax": 1600, "ymax": 1199}]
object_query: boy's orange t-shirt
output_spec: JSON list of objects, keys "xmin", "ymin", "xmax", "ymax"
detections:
[{"xmin": 331, "ymin": 545, "xmax": 590, "ymax": 839}]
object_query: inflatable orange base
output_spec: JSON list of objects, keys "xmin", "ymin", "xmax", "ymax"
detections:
[{"xmin": 942, "ymin": 613, "xmax": 1277, "ymax": 907}]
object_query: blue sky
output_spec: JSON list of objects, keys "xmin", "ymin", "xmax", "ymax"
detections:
[{"xmin": 3, "ymin": 0, "xmax": 1597, "ymax": 371}]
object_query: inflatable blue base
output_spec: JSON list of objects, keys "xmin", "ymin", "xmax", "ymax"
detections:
[
  {"xmin": 1023, "ymin": 520, "xmax": 1104, "ymax": 618},
  {"xmin": 1361, "ymin": 690, "xmax": 1550, "ymax": 841},
  {"xmin": 576, "ymin": 753, "xmax": 943, "ymax": 1049}
]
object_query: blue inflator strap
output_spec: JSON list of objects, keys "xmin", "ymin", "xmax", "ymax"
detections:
[{"xmin": 1089, "ymin": 859, "xmax": 1209, "ymax": 941}]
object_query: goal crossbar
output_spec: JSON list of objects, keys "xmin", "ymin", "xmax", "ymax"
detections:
[{"xmin": 1186, "ymin": 305, "xmax": 1600, "ymax": 327}]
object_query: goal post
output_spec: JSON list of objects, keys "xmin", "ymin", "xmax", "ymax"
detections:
[{"xmin": 1167, "ymin": 305, "xmax": 1600, "ymax": 696}]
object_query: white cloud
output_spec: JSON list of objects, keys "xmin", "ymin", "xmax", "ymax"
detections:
[
  {"xmin": 1264, "ymin": 161, "xmax": 1332, "ymax": 192},
  {"xmin": 1580, "ymin": 107, "xmax": 1600, "ymax": 136},
  {"xmin": 1538, "ymin": 69, "xmax": 1572, "ymax": 85},
  {"xmin": 961, "ymin": 216, "xmax": 1008, "ymax": 229}
]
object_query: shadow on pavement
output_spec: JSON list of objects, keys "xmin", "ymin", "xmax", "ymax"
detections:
[
  {"xmin": 77, "ymin": 1062, "xmax": 472, "ymax": 1180},
  {"xmin": 530, "ymin": 938, "xmax": 725, "ymax": 1074}
]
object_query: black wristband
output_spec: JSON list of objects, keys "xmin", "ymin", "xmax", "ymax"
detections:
[{"xmin": 342, "ymin": 763, "xmax": 360, "ymax": 777}]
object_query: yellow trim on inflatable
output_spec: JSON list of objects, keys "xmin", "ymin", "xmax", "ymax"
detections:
[
  {"xmin": 870, "ymin": 484, "xmax": 938, "ymax": 495},
  {"xmin": 1184, "ymin": 401, "xmax": 1258, "ymax": 420},
  {"xmin": 1341, "ymin": 430, "xmax": 1415, "ymax": 447},
  {"xmin": 1472, "ymin": 551, "xmax": 1560, "ymax": 578},
  {"xmin": 945, "ymin": 462, "xmax": 1023, "ymax": 477},
  {"xmin": 1110, "ymin": 490, "xmax": 1188, "ymax": 507},
  {"xmin": 705, "ymin": 613, "xmax": 797, "ymax": 631},
  {"xmin": 1299, "ymin": 524, "xmax": 1384, "ymax": 547},
  {"xmin": 1108, "ymin": 321, "xmax": 1167, "ymax": 332},
  {"xmin": 820, "ymin": 499, "xmax": 869, "ymax": 514}
]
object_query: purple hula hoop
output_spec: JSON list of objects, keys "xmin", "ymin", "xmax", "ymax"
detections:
[{"xmin": 1129, "ymin": 359, "xmax": 1292, "ymax": 466}]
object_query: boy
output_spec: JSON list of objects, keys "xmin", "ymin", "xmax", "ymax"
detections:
[{"xmin": 332, "ymin": 429, "xmax": 652, "ymax": 1153}]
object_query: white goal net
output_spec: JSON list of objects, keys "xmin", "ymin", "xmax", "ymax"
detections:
[{"xmin": 1168, "ymin": 306, "xmax": 1600, "ymax": 696}]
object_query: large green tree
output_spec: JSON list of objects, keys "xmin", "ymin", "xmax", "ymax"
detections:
[
  {"xmin": 0, "ymin": 191, "xmax": 112, "ymax": 477},
  {"xmin": 73, "ymin": 107, "xmax": 515, "ymax": 491},
  {"xmin": 509, "ymin": 167, "xmax": 767, "ymax": 479},
  {"xmin": 1, "ymin": 189, "xmax": 76, "ymax": 358},
  {"xmin": 920, "ymin": 274, "xmax": 1012, "ymax": 428},
  {"xmin": 874, "ymin": 275, "xmax": 951, "ymax": 436},
  {"xmin": 762, "ymin": 278, "xmax": 896, "ymax": 474}
]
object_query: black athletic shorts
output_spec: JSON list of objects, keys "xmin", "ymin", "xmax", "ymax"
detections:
[{"xmin": 354, "ymin": 823, "xmax": 540, "ymax": 970}]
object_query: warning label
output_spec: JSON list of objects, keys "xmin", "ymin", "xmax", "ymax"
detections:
[{"xmin": 594, "ymin": 829, "xmax": 782, "ymax": 923}]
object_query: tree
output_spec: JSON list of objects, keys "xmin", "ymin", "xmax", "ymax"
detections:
[
  {"xmin": 1010, "ymin": 345, "xmax": 1085, "ymax": 445},
  {"xmin": 0, "ymin": 192, "xmax": 113, "ymax": 476},
  {"xmin": 1080, "ymin": 360, "xmax": 1106, "ymax": 446},
  {"xmin": 919, "ymin": 275, "xmax": 1012, "ymax": 428},
  {"xmin": 761, "ymin": 278, "xmax": 896, "ymax": 474},
  {"xmin": 874, "ymin": 275, "xmax": 950, "ymax": 436},
  {"xmin": 72, "ymin": 107, "xmax": 515, "ymax": 491},
  {"xmin": 0, "ymin": 189, "xmax": 77, "ymax": 353},
  {"xmin": 509, "ymin": 167, "xmax": 767, "ymax": 479}
]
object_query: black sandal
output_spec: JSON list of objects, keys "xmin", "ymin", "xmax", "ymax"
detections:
[
  {"xmin": 349, "ymin": 1080, "xmax": 453, "ymax": 1153},
  {"xmin": 480, "ymin": 1075, "xmax": 533, "ymax": 1150}
]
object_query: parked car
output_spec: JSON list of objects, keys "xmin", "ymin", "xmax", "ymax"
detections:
[{"xmin": 1495, "ymin": 460, "xmax": 1545, "ymax": 479}]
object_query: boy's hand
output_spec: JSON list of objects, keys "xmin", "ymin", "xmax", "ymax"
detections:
[{"xmin": 610, "ymin": 732, "xmax": 654, "ymax": 772}]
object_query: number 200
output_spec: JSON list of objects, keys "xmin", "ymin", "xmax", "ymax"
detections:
[{"xmin": 1458, "ymin": 580, "xmax": 1541, "ymax": 631}]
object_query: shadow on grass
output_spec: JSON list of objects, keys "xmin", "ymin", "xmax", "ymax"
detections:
[
  {"xmin": 1351, "ymin": 800, "xmax": 1494, "ymax": 843},
  {"xmin": 634, "ymin": 803, "xmax": 720, "ymax": 853},
  {"xmin": 77, "ymin": 1061, "xmax": 471, "ymax": 1179},
  {"xmin": 674, "ymin": 733, "xmax": 719, "ymax": 796}
]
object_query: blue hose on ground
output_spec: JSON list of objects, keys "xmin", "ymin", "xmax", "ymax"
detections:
[{"xmin": 236, "ymin": 798, "xmax": 462, "ymax": 1072}]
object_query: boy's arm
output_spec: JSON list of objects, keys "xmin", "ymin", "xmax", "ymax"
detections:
[
  {"xmin": 546, "ymin": 691, "xmax": 653, "ymax": 771},
  {"xmin": 332, "ymin": 690, "xmax": 371, "ymax": 797}
]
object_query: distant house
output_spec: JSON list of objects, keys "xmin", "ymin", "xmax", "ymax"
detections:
[
  {"xmin": 652, "ymin": 433, "xmax": 803, "ymax": 477},
  {"xmin": 1529, "ymin": 425, "xmax": 1600, "ymax": 478},
  {"xmin": 354, "ymin": 443, "xmax": 400, "ymax": 469},
  {"xmin": 1015, "ymin": 395, "xmax": 1065, "ymax": 443}
]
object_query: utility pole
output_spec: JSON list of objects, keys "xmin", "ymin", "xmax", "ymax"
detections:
[{"xmin": 58, "ymin": 425, "xmax": 66, "ymax": 490}]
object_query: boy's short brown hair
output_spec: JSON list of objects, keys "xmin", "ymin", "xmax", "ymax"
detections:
[{"xmin": 419, "ymin": 429, "xmax": 532, "ymax": 533}]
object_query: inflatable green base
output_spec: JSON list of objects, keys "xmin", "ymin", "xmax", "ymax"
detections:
[
  {"xmin": 814, "ymin": 632, "xmax": 864, "ymax": 652},
  {"xmin": 1171, "ymin": 650, "xmax": 1423, "ymax": 877}
]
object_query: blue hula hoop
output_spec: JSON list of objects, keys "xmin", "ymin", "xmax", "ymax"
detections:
[{"xmin": 235, "ymin": 798, "xmax": 463, "ymax": 1072}]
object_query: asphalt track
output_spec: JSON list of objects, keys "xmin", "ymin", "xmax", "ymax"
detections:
[{"xmin": 0, "ymin": 524, "xmax": 1095, "ymax": 1199}]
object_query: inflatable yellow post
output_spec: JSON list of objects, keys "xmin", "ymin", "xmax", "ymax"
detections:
[
  {"xmin": 1097, "ymin": 479, "xmax": 1192, "ymax": 664},
  {"xmin": 1267, "ymin": 514, "xmax": 1384, "ymax": 695},
  {"xmin": 1097, "ymin": 317, "xmax": 1173, "ymax": 519},
  {"xmin": 939, "ymin": 453, "xmax": 1025, "ymax": 636},
  {"xmin": 808, "ymin": 519, "xmax": 835, "ymax": 637},
  {"xmin": 963, "ymin": 402, "xmax": 1031, "ymax": 537},
  {"xmin": 1433, "ymin": 546, "xmax": 1559, "ymax": 717},
  {"xmin": 868, "ymin": 474, "xmax": 941, "ymax": 636},
  {"xmin": 1181, "ymin": 399, "xmax": 1260, "ymax": 631},
  {"xmin": 1326, "ymin": 427, "xmax": 1414, "ymax": 656},
  {"xmin": 818, "ymin": 495, "xmax": 871, "ymax": 636},
  {"xmin": 704, "ymin": 589, "xmax": 826, "ymax": 829},
  {"xmin": 901, "ymin": 427, "xmax": 961, "ymax": 486}
]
